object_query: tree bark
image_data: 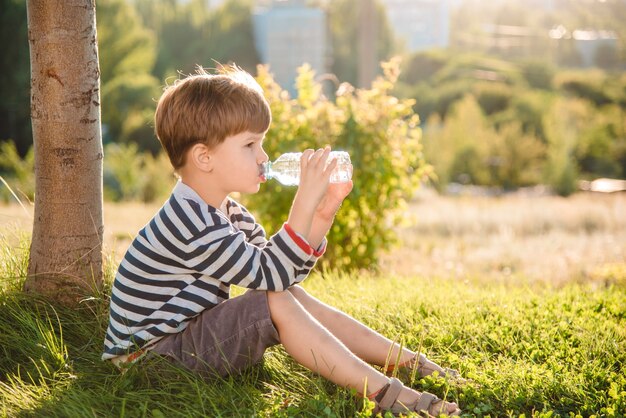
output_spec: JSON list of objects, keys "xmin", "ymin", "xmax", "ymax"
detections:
[
  {"xmin": 357, "ymin": 0, "xmax": 377, "ymax": 88},
  {"xmin": 25, "ymin": 0, "xmax": 104, "ymax": 305}
]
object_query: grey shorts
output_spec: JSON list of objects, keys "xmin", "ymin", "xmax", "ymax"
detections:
[{"xmin": 150, "ymin": 290, "xmax": 280, "ymax": 377}]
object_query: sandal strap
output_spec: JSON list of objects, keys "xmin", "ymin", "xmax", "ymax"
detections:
[
  {"xmin": 444, "ymin": 367, "xmax": 460, "ymax": 378},
  {"xmin": 415, "ymin": 391, "xmax": 439, "ymax": 413},
  {"xmin": 418, "ymin": 356, "xmax": 461, "ymax": 380},
  {"xmin": 377, "ymin": 377, "xmax": 404, "ymax": 410},
  {"xmin": 415, "ymin": 353, "xmax": 428, "ymax": 375},
  {"xmin": 386, "ymin": 353, "xmax": 427, "ymax": 374}
]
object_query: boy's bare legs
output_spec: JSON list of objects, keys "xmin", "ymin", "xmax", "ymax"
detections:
[
  {"xmin": 267, "ymin": 290, "xmax": 388, "ymax": 393},
  {"xmin": 266, "ymin": 290, "xmax": 459, "ymax": 413},
  {"xmin": 287, "ymin": 286, "xmax": 449, "ymax": 374}
]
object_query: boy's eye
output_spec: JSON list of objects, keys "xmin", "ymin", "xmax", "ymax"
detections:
[{"xmin": 246, "ymin": 142, "xmax": 254, "ymax": 148}]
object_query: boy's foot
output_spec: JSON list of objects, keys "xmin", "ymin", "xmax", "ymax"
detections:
[
  {"xmin": 372, "ymin": 377, "xmax": 461, "ymax": 417},
  {"xmin": 386, "ymin": 353, "xmax": 464, "ymax": 382}
]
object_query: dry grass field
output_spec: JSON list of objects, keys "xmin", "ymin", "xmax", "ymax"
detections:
[
  {"xmin": 381, "ymin": 189, "xmax": 626, "ymax": 286},
  {"xmin": 1, "ymin": 191, "xmax": 624, "ymax": 285}
]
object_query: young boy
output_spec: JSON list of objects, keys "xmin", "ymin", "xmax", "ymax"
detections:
[{"xmin": 102, "ymin": 66, "xmax": 461, "ymax": 416}]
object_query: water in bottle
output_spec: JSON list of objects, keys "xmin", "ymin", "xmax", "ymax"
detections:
[{"xmin": 263, "ymin": 151, "xmax": 352, "ymax": 186}]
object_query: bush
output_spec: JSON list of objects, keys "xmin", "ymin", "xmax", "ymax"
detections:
[
  {"xmin": 472, "ymin": 81, "xmax": 513, "ymax": 115},
  {"xmin": 493, "ymin": 90, "xmax": 554, "ymax": 141},
  {"xmin": 0, "ymin": 141, "xmax": 34, "ymax": 203},
  {"xmin": 245, "ymin": 60, "xmax": 425, "ymax": 270},
  {"xmin": 404, "ymin": 78, "xmax": 474, "ymax": 122},
  {"xmin": 555, "ymin": 70, "xmax": 614, "ymax": 106},
  {"xmin": 101, "ymin": 73, "xmax": 161, "ymax": 152},
  {"xmin": 543, "ymin": 98, "xmax": 586, "ymax": 196},
  {"xmin": 103, "ymin": 142, "xmax": 175, "ymax": 202},
  {"xmin": 423, "ymin": 94, "xmax": 549, "ymax": 190},
  {"xmin": 422, "ymin": 95, "xmax": 496, "ymax": 188},
  {"xmin": 488, "ymin": 122, "xmax": 546, "ymax": 189},
  {"xmin": 575, "ymin": 104, "xmax": 626, "ymax": 178},
  {"xmin": 399, "ymin": 50, "xmax": 448, "ymax": 85},
  {"xmin": 520, "ymin": 60, "xmax": 555, "ymax": 90}
]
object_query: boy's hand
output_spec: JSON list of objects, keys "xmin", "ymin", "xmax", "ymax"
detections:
[
  {"xmin": 296, "ymin": 147, "xmax": 337, "ymax": 210},
  {"xmin": 315, "ymin": 180, "xmax": 353, "ymax": 220},
  {"xmin": 287, "ymin": 147, "xmax": 336, "ymax": 240},
  {"xmin": 288, "ymin": 147, "xmax": 352, "ymax": 248},
  {"xmin": 307, "ymin": 179, "xmax": 352, "ymax": 249}
]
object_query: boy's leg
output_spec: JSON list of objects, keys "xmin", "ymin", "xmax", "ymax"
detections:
[
  {"xmin": 267, "ymin": 289, "xmax": 388, "ymax": 394},
  {"xmin": 266, "ymin": 290, "xmax": 460, "ymax": 414},
  {"xmin": 150, "ymin": 290, "xmax": 280, "ymax": 377},
  {"xmin": 286, "ymin": 286, "xmax": 448, "ymax": 374}
]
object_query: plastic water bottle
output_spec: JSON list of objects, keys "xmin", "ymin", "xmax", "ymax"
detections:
[{"xmin": 263, "ymin": 151, "xmax": 353, "ymax": 186}]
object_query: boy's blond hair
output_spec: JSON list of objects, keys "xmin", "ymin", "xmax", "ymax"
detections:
[{"xmin": 155, "ymin": 66, "xmax": 271, "ymax": 169}]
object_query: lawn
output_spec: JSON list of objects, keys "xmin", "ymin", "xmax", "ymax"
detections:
[{"xmin": 1, "ymin": 192, "xmax": 625, "ymax": 417}]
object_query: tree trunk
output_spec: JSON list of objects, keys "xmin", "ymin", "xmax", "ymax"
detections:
[
  {"xmin": 25, "ymin": 0, "xmax": 104, "ymax": 305},
  {"xmin": 357, "ymin": 0, "xmax": 377, "ymax": 88}
]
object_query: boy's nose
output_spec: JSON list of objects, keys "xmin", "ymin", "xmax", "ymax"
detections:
[{"xmin": 258, "ymin": 148, "xmax": 269, "ymax": 164}]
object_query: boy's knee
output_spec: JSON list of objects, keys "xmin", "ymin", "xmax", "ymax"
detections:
[
  {"xmin": 287, "ymin": 285, "xmax": 308, "ymax": 299},
  {"xmin": 266, "ymin": 290, "xmax": 299, "ymax": 320}
]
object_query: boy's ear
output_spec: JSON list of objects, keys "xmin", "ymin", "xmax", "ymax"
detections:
[{"xmin": 189, "ymin": 143, "xmax": 213, "ymax": 173}]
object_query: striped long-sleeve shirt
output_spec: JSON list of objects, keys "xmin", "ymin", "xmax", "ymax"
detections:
[{"xmin": 102, "ymin": 181, "xmax": 325, "ymax": 360}]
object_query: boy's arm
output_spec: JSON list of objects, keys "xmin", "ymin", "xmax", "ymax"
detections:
[
  {"xmin": 287, "ymin": 147, "xmax": 352, "ymax": 248},
  {"xmin": 224, "ymin": 199, "xmax": 268, "ymax": 247},
  {"xmin": 308, "ymin": 181, "xmax": 353, "ymax": 249},
  {"xmin": 286, "ymin": 148, "xmax": 333, "ymax": 241}
]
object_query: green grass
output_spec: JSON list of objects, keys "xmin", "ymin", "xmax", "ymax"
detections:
[{"xmin": 0, "ymin": 237, "xmax": 625, "ymax": 417}]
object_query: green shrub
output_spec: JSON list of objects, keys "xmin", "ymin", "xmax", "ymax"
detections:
[
  {"xmin": 422, "ymin": 78, "xmax": 474, "ymax": 119},
  {"xmin": 424, "ymin": 97, "xmax": 546, "ymax": 190},
  {"xmin": 543, "ymin": 98, "xmax": 585, "ymax": 196},
  {"xmin": 576, "ymin": 104, "xmax": 626, "ymax": 178},
  {"xmin": 555, "ymin": 70, "xmax": 614, "ymax": 106},
  {"xmin": 103, "ymin": 142, "xmax": 175, "ymax": 202},
  {"xmin": 488, "ymin": 122, "xmax": 546, "ymax": 189},
  {"xmin": 423, "ymin": 95, "xmax": 496, "ymax": 188},
  {"xmin": 0, "ymin": 141, "xmax": 34, "ymax": 204},
  {"xmin": 101, "ymin": 73, "xmax": 161, "ymax": 152},
  {"xmin": 97, "ymin": 0, "xmax": 161, "ymax": 151},
  {"xmin": 244, "ymin": 60, "xmax": 425, "ymax": 270},
  {"xmin": 399, "ymin": 50, "xmax": 448, "ymax": 85},
  {"xmin": 471, "ymin": 81, "xmax": 513, "ymax": 115},
  {"xmin": 432, "ymin": 53, "xmax": 522, "ymax": 86},
  {"xmin": 493, "ymin": 90, "xmax": 554, "ymax": 141},
  {"xmin": 520, "ymin": 59, "xmax": 555, "ymax": 90}
]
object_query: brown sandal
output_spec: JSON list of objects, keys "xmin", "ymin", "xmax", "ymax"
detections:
[
  {"xmin": 373, "ymin": 377, "xmax": 461, "ymax": 417},
  {"xmin": 386, "ymin": 353, "xmax": 463, "ymax": 382}
]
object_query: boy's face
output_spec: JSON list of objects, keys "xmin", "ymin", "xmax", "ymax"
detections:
[{"xmin": 208, "ymin": 130, "xmax": 269, "ymax": 195}]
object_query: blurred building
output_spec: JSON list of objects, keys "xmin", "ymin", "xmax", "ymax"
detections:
[
  {"xmin": 549, "ymin": 25, "xmax": 620, "ymax": 67},
  {"xmin": 253, "ymin": 0, "xmax": 327, "ymax": 95},
  {"xmin": 480, "ymin": 24, "xmax": 545, "ymax": 56},
  {"xmin": 381, "ymin": 0, "xmax": 450, "ymax": 52},
  {"xmin": 572, "ymin": 29, "xmax": 619, "ymax": 67}
]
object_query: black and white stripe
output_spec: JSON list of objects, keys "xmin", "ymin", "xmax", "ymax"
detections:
[{"xmin": 102, "ymin": 182, "xmax": 320, "ymax": 359}]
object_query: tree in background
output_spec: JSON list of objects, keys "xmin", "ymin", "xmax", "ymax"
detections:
[
  {"xmin": 487, "ymin": 122, "xmax": 545, "ymax": 189},
  {"xmin": 0, "ymin": 0, "xmax": 163, "ymax": 155},
  {"xmin": 133, "ymin": 0, "xmax": 260, "ymax": 81},
  {"xmin": 543, "ymin": 98, "xmax": 587, "ymax": 196},
  {"xmin": 423, "ymin": 95, "xmax": 496, "ymax": 188},
  {"xmin": 97, "ymin": 0, "xmax": 161, "ymax": 151},
  {"xmin": 25, "ymin": 0, "xmax": 104, "ymax": 304},
  {"xmin": 0, "ymin": 0, "xmax": 31, "ymax": 156},
  {"xmin": 575, "ymin": 104, "xmax": 626, "ymax": 179},
  {"xmin": 326, "ymin": 0, "xmax": 395, "ymax": 87}
]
